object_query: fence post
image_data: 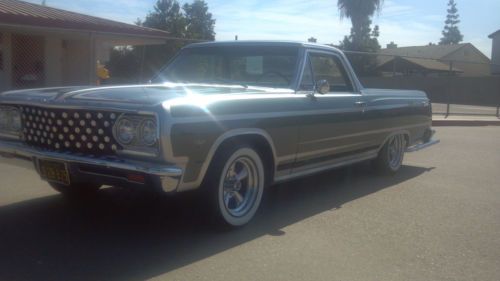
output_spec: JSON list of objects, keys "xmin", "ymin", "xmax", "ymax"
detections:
[
  {"xmin": 497, "ymin": 78, "xmax": 500, "ymax": 118},
  {"xmin": 445, "ymin": 61, "xmax": 453, "ymax": 118},
  {"xmin": 392, "ymin": 56, "xmax": 397, "ymax": 77}
]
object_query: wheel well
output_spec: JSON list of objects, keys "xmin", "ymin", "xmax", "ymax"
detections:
[
  {"xmin": 380, "ymin": 132, "xmax": 411, "ymax": 151},
  {"xmin": 403, "ymin": 134, "xmax": 410, "ymax": 147},
  {"xmin": 215, "ymin": 134, "xmax": 275, "ymax": 186}
]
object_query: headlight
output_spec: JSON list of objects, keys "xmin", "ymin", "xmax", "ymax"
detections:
[
  {"xmin": 11, "ymin": 111, "xmax": 22, "ymax": 131},
  {"xmin": 113, "ymin": 114, "xmax": 159, "ymax": 153},
  {"xmin": 0, "ymin": 106, "xmax": 22, "ymax": 135},
  {"xmin": 0, "ymin": 110, "xmax": 8, "ymax": 129},
  {"xmin": 140, "ymin": 119, "xmax": 157, "ymax": 146},
  {"xmin": 116, "ymin": 118, "xmax": 136, "ymax": 145}
]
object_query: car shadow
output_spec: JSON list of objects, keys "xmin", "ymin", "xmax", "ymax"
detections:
[{"xmin": 0, "ymin": 163, "xmax": 434, "ymax": 281}]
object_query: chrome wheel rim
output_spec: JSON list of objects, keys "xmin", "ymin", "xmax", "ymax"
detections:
[
  {"xmin": 388, "ymin": 135, "xmax": 404, "ymax": 169},
  {"xmin": 221, "ymin": 156, "xmax": 259, "ymax": 217}
]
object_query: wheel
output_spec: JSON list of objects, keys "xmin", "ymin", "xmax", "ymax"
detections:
[
  {"xmin": 203, "ymin": 145, "xmax": 266, "ymax": 227},
  {"xmin": 49, "ymin": 182, "xmax": 101, "ymax": 198},
  {"xmin": 373, "ymin": 134, "xmax": 406, "ymax": 174}
]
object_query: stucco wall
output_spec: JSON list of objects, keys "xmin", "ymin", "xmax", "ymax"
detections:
[
  {"xmin": 62, "ymin": 39, "xmax": 91, "ymax": 86},
  {"xmin": 0, "ymin": 31, "xmax": 12, "ymax": 92},
  {"xmin": 492, "ymin": 35, "xmax": 500, "ymax": 75},
  {"xmin": 44, "ymin": 36, "xmax": 63, "ymax": 87}
]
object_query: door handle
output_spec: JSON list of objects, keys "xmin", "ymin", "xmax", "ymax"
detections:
[{"xmin": 355, "ymin": 101, "xmax": 366, "ymax": 107}]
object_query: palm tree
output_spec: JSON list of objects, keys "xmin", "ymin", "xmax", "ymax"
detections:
[{"xmin": 337, "ymin": 0, "xmax": 383, "ymax": 45}]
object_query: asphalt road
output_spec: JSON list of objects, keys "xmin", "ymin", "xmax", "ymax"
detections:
[{"xmin": 0, "ymin": 126, "xmax": 499, "ymax": 281}]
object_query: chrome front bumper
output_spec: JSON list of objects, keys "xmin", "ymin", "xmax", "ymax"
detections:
[{"xmin": 0, "ymin": 140, "xmax": 183, "ymax": 192}]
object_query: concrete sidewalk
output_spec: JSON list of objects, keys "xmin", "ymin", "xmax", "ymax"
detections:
[
  {"xmin": 432, "ymin": 103, "xmax": 499, "ymax": 116},
  {"xmin": 433, "ymin": 114, "xmax": 500, "ymax": 126}
]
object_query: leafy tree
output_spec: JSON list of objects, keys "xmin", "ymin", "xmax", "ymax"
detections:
[
  {"xmin": 105, "ymin": 47, "xmax": 141, "ymax": 84},
  {"xmin": 439, "ymin": 0, "xmax": 463, "ymax": 45},
  {"xmin": 339, "ymin": 20, "xmax": 381, "ymax": 76},
  {"xmin": 308, "ymin": 37, "xmax": 317, "ymax": 43},
  {"xmin": 337, "ymin": 0, "xmax": 383, "ymax": 46},
  {"xmin": 107, "ymin": 0, "xmax": 215, "ymax": 83},
  {"xmin": 337, "ymin": 0, "xmax": 383, "ymax": 76},
  {"xmin": 139, "ymin": 0, "xmax": 188, "ymax": 79},
  {"xmin": 183, "ymin": 0, "xmax": 216, "ymax": 40}
]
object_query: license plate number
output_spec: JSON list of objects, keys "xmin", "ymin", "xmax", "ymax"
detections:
[{"xmin": 38, "ymin": 160, "xmax": 70, "ymax": 185}]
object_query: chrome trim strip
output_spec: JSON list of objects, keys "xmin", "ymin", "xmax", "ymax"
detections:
[
  {"xmin": 0, "ymin": 101, "xmax": 144, "ymax": 112},
  {"xmin": 300, "ymin": 122, "xmax": 429, "ymax": 146},
  {"xmin": 406, "ymin": 139, "xmax": 440, "ymax": 152},
  {"xmin": 0, "ymin": 141, "xmax": 182, "ymax": 177},
  {"xmin": 294, "ymin": 141, "xmax": 372, "ymax": 159},
  {"xmin": 169, "ymin": 107, "xmax": 363, "ymax": 124},
  {"xmin": 0, "ymin": 133, "xmax": 21, "ymax": 140},
  {"xmin": 275, "ymin": 150, "xmax": 378, "ymax": 183}
]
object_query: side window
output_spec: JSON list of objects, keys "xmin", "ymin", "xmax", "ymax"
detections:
[
  {"xmin": 309, "ymin": 53, "xmax": 353, "ymax": 92},
  {"xmin": 299, "ymin": 57, "xmax": 314, "ymax": 90}
]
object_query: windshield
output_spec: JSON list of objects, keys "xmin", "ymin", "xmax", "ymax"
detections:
[{"xmin": 152, "ymin": 45, "xmax": 299, "ymax": 88}]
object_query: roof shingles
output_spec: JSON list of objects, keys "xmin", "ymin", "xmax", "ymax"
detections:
[
  {"xmin": 0, "ymin": 0, "xmax": 169, "ymax": 38},
  {"xmin": 378, "ymin": 43, "xmax": 467, "ymax": 60}
]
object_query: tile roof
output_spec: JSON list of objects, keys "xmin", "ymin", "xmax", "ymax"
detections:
[
  {"xmin": 378, "ymin": 43, "xmax": 468, "ymax": 60},
  {"xmin": 377, "ymin": 56, "xmax": 463, "ymax": 73},
  {"xmin": 0, "ymin": 0, "xmax": 169, "ymax": 38}
]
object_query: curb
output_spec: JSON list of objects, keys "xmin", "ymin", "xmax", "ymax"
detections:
[{"xmin": 432, "ymin": 119, "xmax": 500, "ymax": 126}]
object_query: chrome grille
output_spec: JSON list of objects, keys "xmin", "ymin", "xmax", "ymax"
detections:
[{"xmin": 20, "ymin": 106, "xmax": 121, "ymax": 155}]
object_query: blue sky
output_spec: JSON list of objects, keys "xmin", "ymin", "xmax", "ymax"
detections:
[{"xmin": 25, "ymin": 0, "xmax": 500, "ymax": 57}]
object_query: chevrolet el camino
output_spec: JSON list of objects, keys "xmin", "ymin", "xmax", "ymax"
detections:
[{"xmin": 0, "ymin": 41, "xmax": 439, "ymax": 226}]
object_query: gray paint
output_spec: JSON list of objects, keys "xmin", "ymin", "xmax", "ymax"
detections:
[{"xmin": 0, "ymin": 41, "xmax": 433, "ymax": 193}]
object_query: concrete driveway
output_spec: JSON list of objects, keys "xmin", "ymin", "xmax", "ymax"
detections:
[{"xmin": 0, "ymin": 126, "xmax": 499, "ymax": 281}]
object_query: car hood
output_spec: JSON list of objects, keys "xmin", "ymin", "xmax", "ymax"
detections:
[{"xmin": 0, "ymin": 84, "xmax": 289, "ymax": 107}]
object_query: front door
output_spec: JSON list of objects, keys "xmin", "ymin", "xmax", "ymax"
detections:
[{"xmin": 292, "ymin": 50, "xmax": 371, "ymax": 174}]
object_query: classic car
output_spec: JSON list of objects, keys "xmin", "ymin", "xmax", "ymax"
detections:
[{"xmin": 0, "ymin": 41, "xmax": 439, "ymax": 226}]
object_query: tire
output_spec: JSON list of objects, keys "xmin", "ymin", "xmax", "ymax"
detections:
[
  {"xmin": 202, "ymin": 144, "xmax": 266, "ymax": 227},
  {"xmin": 49, "ymin": 182, "xmax": 101, "ymax": 198},
  {"xmin": 373, "ymin": 134, "xmax": 406, "ymax": 175}
]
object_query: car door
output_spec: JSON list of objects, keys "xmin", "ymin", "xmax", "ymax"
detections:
[{"xmin": 292, "ymin": 50, "xmax": 373, "ymax": 174}]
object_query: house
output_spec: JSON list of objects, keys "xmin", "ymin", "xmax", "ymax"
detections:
[
  {"xmin": 376, "ymin": 43, "xmax": 491, "ymax": 76},
  {"xmin": 489, "ymin": 30, "xmax": 500, "ymax": 75},
  {"xmin": 0, "ymin": 0, "xmax": 169, "ymax": 92}
]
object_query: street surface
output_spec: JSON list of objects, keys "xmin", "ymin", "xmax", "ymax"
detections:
[{"xmin": 0, "ymin": 126, "xmax": 499, "ymax": 281}]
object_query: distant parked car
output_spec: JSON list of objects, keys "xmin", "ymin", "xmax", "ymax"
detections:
[{"xmin": 0, "ymin": 41, "xmax": 438, "ymax": 227}]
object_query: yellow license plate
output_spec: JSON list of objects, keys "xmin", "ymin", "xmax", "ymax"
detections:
[{"xmin": 38, "ymin": 160, "xmax": 70, "ymax": 185}]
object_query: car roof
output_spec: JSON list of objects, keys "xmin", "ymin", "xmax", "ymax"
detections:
[{"xmin": 184, "ymin": 40, "xmax": 342, "ymax": 53}]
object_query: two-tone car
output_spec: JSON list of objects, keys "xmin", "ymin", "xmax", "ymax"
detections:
[{"xmin": 0, "ymin": 41, "xmax": 439, "ymax": 226}]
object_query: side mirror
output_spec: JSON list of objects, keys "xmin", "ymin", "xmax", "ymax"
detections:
[{"xmin": 315, "ymin": 80, "xmax": 330, "ymax": 95}]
